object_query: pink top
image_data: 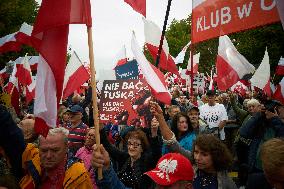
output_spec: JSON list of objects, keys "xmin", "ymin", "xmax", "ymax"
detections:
[{"xmin": 75, "ymin": 146, "xmax": 98, "ymax": 189}]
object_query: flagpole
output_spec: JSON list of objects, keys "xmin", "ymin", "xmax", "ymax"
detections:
[
  {"xmin": 190, "ymin": 44, "xmax": 194, "ymax": 95},
  {"xmin": 155, "ymin": 0, "xmax": 173, "ymax": 67},
  {"xmin": 87, "ymin": 26, "xmax": 103, "ymax": 179},
  {"xmin": 189, "ymin": 0, "xmax": 194, "ymax": 95}
]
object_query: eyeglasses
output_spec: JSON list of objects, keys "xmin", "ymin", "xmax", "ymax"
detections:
[{"xmin": 127, "ymin": 141, "xmax": 142, "ymax": 148}]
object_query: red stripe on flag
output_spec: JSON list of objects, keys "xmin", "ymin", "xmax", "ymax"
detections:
[
  {"xmin": 216, "ymin": 55, "xmax": 240, "ymax": 91},
  {"xmin": 63, "ymin": 65, "xmax": 90, "ymax": 99}
]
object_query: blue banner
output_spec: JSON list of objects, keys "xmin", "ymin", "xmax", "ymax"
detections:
[{"xmin": 115, "ymin": 60, "xmax": 139, "ymax": 80}]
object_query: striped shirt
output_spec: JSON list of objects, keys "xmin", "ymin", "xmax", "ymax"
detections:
[{"xmin": 64, "ymin": 122, "xmax": 88, "ymax": 156}]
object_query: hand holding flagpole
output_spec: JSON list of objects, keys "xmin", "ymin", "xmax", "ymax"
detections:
[{"xmin": 87, "ymin": 26, "xmax": 103, "ymax": 179}]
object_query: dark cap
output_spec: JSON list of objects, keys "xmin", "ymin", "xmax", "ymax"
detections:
[
  {"xmin": 67, "ymin": 105, "xmax": 84, "ymax": 113},
  {"xmin": 188, "ymin": 106, "xmax": 199, "ymax": 112},
  {"xmin": 206, "ymin": 90, "xmax": 216, "ymax": 96}
]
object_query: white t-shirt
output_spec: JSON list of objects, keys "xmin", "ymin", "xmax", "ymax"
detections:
[{"xmin": 199, "ymin": 103, "xmax": 228, "ymax": 140}]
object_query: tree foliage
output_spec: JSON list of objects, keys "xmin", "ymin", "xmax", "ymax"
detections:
[
  {"xmin": 165, "ymin": 14, "xmax": 284, "ymax": 83},
  {"xmin": 0, "ymin": 0, "xmax": 39, "ymax": 70}
]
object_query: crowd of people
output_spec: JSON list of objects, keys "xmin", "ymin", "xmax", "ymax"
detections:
[{"xmin": 0, "ymin": 84, "xmax": 284, "ymax": 189}]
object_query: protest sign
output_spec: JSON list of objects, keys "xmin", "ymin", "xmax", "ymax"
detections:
[
  {"xmin": 99, "ymin": 79, "xmax": 152, "ymax": 127},
  {"xmin": 115, "ymin": 59, "xmax": 139, "ymax": 80},
  {"xmin": 192, "ymin": 0, "xmax": 280, "ymax": 43}
]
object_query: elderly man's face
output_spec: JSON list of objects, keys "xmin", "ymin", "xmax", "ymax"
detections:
[{"xmin": 39, "ymin": 133, "xmax": 67, "ymax": 170}]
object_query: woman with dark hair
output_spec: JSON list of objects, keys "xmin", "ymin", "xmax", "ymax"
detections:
[
  {"xmin": 162, "ymin": 112, "xmax": 196, "ymax": 155},
  {"xmin": 193, "ymin": 134, "xmax": 237, "ymax": 189},
  {"xmin": 99, "ymin": 128, "xmax": 161, "ymax": 189},
  {"xmin": 149, "ymin": 102, "xmax": 195, "ymax": 159}
]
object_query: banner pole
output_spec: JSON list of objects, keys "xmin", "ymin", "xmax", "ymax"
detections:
[
  {"xmin": 155, "ymin": 0, "xmax": 173, "ymax": 67},
  {"xmin": 87, "ymin": 26, "xmax": 103, "ymax": 179},
  {"xmin": 190, "ymin": 2, "xmax": 194, "ymax": 95}
]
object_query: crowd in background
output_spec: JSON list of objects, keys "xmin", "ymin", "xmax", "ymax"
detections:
[{"xmin": 0, "ymin": 82, "xmax": 284, "ymax": 189}]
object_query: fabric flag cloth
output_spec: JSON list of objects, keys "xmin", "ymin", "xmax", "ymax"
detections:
[
  {"xmin": 250, "ymin": 49, "xmax": 271, "ymax": 96},
  {"xmin": 143, "ymin": 18, "xmax": 180, "ymax": 76},
  {"xmin": 273, "ymin": 78, "xmax": 284, "ymax": 104},
  {"xmin": 5, "ymin": 64, "xmax": 20, "ymax": 115},
  {"xmin": 131, "ymin": 32, "xmax": 171, "ymax": 105},
  {"xmin": 124, "ymin": 0, "xmax": 146, "ymax": 17},
  {"xmin": 0, "ymin": 23, "xmax": 33, "ymax": 53},
  {"xmin": 14, "ymin": 56, "xmax": 39, "ymax": 71},
  {"xmin": 112, "ymin": 45, "xmax": 127, "ymax": 69},
  {"xmin": 216, "ymin": 35, "xmax": 255, "ymax": 91},
  {"xmin": 275, "ymin": 57, "xmax": 284, "ymax": 75},
  {"xmin": 175, "ymin": 42, "xmax": 191, "ymax": 64},
  {"xmin": 231, "ymin": 81, "xmax": 248, "ymax": 97},
  {"xmin": 31, "ymin": 0, "xmax": 92, "ymax": 136},
  {"xmin": 62, "ymin": 51, "xmax": 90, "ymax": 99},
  {"xmin": 209, "ymin": 68, "xmax": 214, "ymax": 90},
  {"xmin": 186, "ymin": 52, "xmax": 200, "ymax": 74},
  {"xmin": 15, "ymin": 55, "xmax": 33, "ymax": 86},
  {"xmin": 26, "ymin": 76, "xmax": 36, "ymax": 104},
  {"xmin": 276, "ymin": 0, "xmax": 284, "ymax": 29}
]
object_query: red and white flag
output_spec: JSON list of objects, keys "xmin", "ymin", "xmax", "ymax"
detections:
[
  {"xmin": 131, "ymin": 32, "xmax": 171, "ymax": 104},
  {"xmin": 143, "ymin": 18, "xmax": 179, "ymax": 76},
  {"xmin": 216, "ymin": 35, "xmax": 255, "ymax": 91},
  {"xmin": 26, "ymin": 76, "xmax": 36, "ymax": 104},
  {"xmin": 250, "ymin": 49, "xmax": 271, "ymax": 96},
  {"xmin": 31, "ymin": 0, "xmax": 92, "ymax": 136},
  {"xmin": 14, "ymin": 56, "xmax": 39, "ymax": 71},
  {"xmin": 5, "ymin": 64, "xmax": 20, "ymax": 115},
  {"xmin": 124, "ymin": 0, "xmax": 146, "ymax": 17},
  {"xmin": 112, "ymin": 45, "xmax": 127, "ymax": 69},
  {"xmin": 273, "ymin": 78, "xmax": 284, "ymax": 104},
  {"xmin": 0, "ymin": 23, "xmax": 33, "ymax": 53},
  {"xmin": 275, "ymin": 57, "xmax": 284, "ymax": 75},
  {"xmin": 231, "ymin": 81, "xmax": 248, "ymax": 97},
  {"xmin": 186, "ymin": 52, "xmax": 200, "ymax": 74},
  {"xmin": 62, "ymin": 51, "xmax": 90, "ymax": 99},
  {"xmin": 15, "ymin": 54, "xmax": 33, "ymax": 86},
  {"xmin": 175, "ymin": 42, "xmax": 191, "ymax": 64}
]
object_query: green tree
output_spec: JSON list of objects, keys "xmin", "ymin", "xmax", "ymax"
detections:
[{"xmin": 0, "ymin": 0, "xmax": 39, "ymax": 70}]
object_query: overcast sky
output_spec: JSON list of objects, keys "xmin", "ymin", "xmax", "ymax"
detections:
[{"xmin": 36, "ymin": 0, "xmax": 192, "ymax": 77}]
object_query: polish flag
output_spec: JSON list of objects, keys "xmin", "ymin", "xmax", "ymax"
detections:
[
  {"xmin": 209, "ymin": 68, "xmax": 214, "ymax": 90},
  {"xmin": 5, "ymin": 64, "xmax": 20, "ymax": 115},
  {"xmin": 112, "ymin": 45, "xmax": 127, "ymax": 69},
  {"xmin": 231, "ymin": 81, "xmax": 248, "ymax": 97},
  {"xmin": 186, "ymin": 52, "xmax": 200, "ymax": 74},
  {"xmin": 14, "ymin": 56, "xmax": 39, "ymax": 71},
  {"xmin": 15, "ymin": 55, "xmax": 33, "ymax": 86},
  {"xmin": 0, "ymin": 23, "xmax": 33, "ymax": 53},
  {"xmin": 273, "ymin": 78, "xmax": 284, "ymax": 104},
  {"xmin": 26, "ymin": 76, "xmax": 36, "ymax": 104},
  {"xmin": 131, "ymin": 32, "xmax": 171, "ymax": 104},
  {"xmin": 124, "ymin": 0, "xmax": 146, "ymax": 17},
  {"xmin": 216, "ymin": 35, "xmax": 255, "ymax": 91},
  {"xmin": 31, "ymin": 0, "xmax": 92, "ymax": 136},
  {"xmin": 275, "ymin": 57, "xmax": 284, "ymax": 75},
  {"xmin": 175, "ymin": 42, "xmax": 191, "ymax": 64},
  {"xmin": 62, "ymin": 51, "xmax": 90, "ymax": 99},
  {"xmin": 143, "ymin": 18, "xmax": 179, "ymax": 76},
  {"xmin": 250, "ymin": 49, "xmax": 271, "ymax": 96}
]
